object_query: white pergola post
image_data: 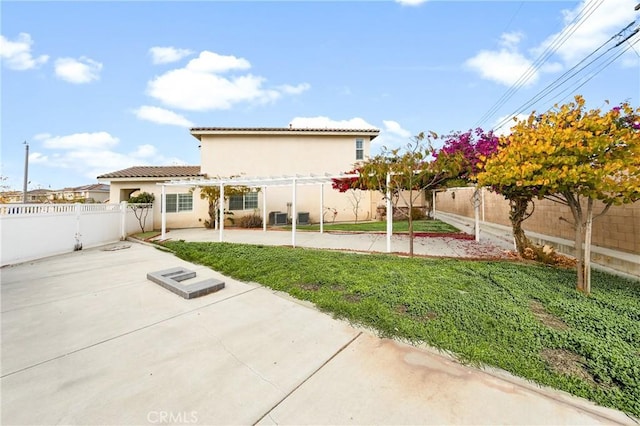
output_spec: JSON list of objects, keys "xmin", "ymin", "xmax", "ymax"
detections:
[
  {"xmin": 481, "ymin": 186, "xmax": 485, "ymax": 222},
  {"xmin": 291, "ymin": 177, "xmax": 297, "ymax": 247},
  {"xmin": 120, "ymin": 201, "xmax": 127, "ymax": 240},
  {"xmin": 219, "ymin": 182, "xmax": 224, "ymax": 242},
  {"xmin": 262, "ymin": 186, "xmax": 267, "ymax": 232},
  {"xmin": 159, "ymin": 174, "xmax": 360, "ymax": 246},
  {"xmin": 474, "ymin": 187, "xmax": 480, "ymax": 242},
  {"xmin": 386, "ymin": 172, "xmax": 392, "ymax": 253},
  {"xmin": 161, "ymin": 184, "xmax": 167, "ymax": 240},
  {"xmin": 432, "ymin": 189, "xmax": 436, "ymax": 219},
  {"xmin": 319, "ymin": 183, "xmax": 324, "ymax": 234}
]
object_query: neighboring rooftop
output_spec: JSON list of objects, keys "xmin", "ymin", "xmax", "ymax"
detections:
[
  {"xmin": 97, "ymin": 166, "xmax": 203, "ymax": 179},
  {"xmin": 55, "ymin": 183, "xmax": 110, "ymax": 192},
  {"xmin": 190, "ymin": 127, "xmax": 380, "ymax": 141}
]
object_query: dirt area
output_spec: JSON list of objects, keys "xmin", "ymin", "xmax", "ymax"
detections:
[
  {"xmin": 301, "ymin": 282, "xmax": 321, "ymax": 291},
  {"xmin": 541, "ymin": 348, "xmax": 596, "ymax": 386},
  {"xmin": 529, "ymin": 300, "xmax": 569, "ymax": 331}
]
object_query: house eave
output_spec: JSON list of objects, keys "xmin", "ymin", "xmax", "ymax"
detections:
[
  {"xmin": 190, "ymin": 127, "xmax": 380, "ymax": 141},
  {"xmin": 98, "ymin": 176, "xmax": 202, "ymax": 183}
]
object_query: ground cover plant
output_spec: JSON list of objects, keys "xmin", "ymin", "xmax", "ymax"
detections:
[
  {"xmin": 289, "ymin": 219, "xmax": 460, "ymax": 234},
  {"xmin": 161, "ymin": 240, "xmax": 640, "ymax": 418},
  {"xmin": 132, "ymin": 230, "xmax": 162, "ymax": 241}
]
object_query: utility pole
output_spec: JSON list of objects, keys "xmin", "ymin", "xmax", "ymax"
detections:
[{"xmin": 22, "ymin": 141, "xmax": 29, "ymax": 203}]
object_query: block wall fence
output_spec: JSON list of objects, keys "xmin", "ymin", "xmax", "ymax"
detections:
[{"xmin": 435, "ymin": 187, "xmax": 639, "ymax": 255}]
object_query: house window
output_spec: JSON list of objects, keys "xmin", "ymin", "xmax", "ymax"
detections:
[
  {"xmin": 164, "ymin": 193, "xmax": 193, "ymax": 213},
  {"xmin": 229, "ymin": 192, "xmax": 258, "ymax": 210},
  {"xmin": 356, "ymin": 139, "xmax": 364, "ymax": 160}
]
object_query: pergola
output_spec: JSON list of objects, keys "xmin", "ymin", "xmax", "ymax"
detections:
[{"xmin": 158, "ymin": 173, "xmax": 396, "ymax": 251}]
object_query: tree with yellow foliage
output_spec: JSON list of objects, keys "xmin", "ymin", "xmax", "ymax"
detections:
[
  {"xmin": 478, "ymin": 96, "xmax": 640, "ymax": 294},
  {"xmin": 194, "ymin": 181, "xmax": 251, "ymax": 229}
]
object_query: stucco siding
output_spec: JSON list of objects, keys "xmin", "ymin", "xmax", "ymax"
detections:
[
  {"xmin": 107, "ymin": 181, "xmax": 209, "ymax": 230},
  {"xmin": 200, "ymin": 134, "xmax": 369, "ymax": 177},
  {"xmin": 199, "ymin": 133, "xmax": 374, "ymax": 222}
]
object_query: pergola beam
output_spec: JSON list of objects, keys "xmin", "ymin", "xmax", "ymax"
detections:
[{"xmin": 158, "ymin": 173, "xmax": 361, "ymax": 247}]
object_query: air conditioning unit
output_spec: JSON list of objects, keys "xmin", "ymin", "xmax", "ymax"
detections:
[
  {"xmin": 269, "ymin": 211, "xmax": 288, "ymax": 226},
  {"xmin": 297, "ymin": 212, "xmax": 310, "ymax": 225}
]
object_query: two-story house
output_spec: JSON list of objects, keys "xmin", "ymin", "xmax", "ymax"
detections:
[{"xmin": 98, "ymin": 127, "xmax": 380, "ymax": 229}]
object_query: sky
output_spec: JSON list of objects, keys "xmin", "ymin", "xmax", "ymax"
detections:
[{"xmin": 1, "ymin": 0, "xmax": 639, "ymax": 191}]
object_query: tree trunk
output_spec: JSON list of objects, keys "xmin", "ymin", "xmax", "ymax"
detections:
[
  {"xmin": 207, "ymin": 200, "xmax": 216, "ymax": 229},
  {"xmin": 565, "ymin": 193, "xmax": 586, "ymax": 293},
  {"xmin": 574, "ymin": 218, "xmax": 585, "ymax": 292},
  {"xmin": 473, "ymin": 188, "xmax": 480, "ymax": 242},
  {"xmin": 509, "ymin": 197, "xmax": 533, "ymax": 256},
  {"xmin": 408, "ymin": 188, "xmax": 414, "ymax": 257},
  {"xmin": 583, "ymin": 198, "xmax": 594, "ymax": 295}
]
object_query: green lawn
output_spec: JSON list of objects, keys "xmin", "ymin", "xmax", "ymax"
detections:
[
  {"xmin": 286, "ymin": 219, "xmax": 460, "ymax": 233},
  {"xmin": 132, "ymin": 230, "xmax": 162, "ymax": 241},
  {"xmin": 161, "ymin": 241, "xmax": 640, "ymax": 418}
]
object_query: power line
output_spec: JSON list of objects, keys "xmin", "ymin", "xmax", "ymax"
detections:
[
  {"xmin": 475, "ymin": 0, "xmax": 604, "ymax": 129},
  {"xmin": 491, "ymin": 21, "xmax": 639, "ymax": 133},
  {"xmin": 554, "ymin": 37, "xmax": 639, "ymax": 106}
]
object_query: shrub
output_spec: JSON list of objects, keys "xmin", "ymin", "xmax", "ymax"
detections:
[
  {"xmin": 238, "ymin": 214, "xmax": 263, "ymax": 228},
  {"xmin": 410, "ymin": 207, "xmax": 426, "ymax": 220}
]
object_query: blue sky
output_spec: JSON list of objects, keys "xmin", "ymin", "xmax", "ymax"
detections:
[{"xmin": 2, "ymin": 0, "xmax": 639, "ymax": 191}]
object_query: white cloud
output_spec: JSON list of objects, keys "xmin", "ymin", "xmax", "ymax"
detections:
[
  {"xmin": 289, "ymin": 116, "xmax": 378, "ymax": 129},
  {"xmin": 148, "ymin": 70, "xmax": 266, "ymax": 110},
  {"xmin": 54, "ymin": 56, "xmax": 102, "ymax": 84},
  {"xmin": 395, "ymin": 0, "xmax": 428, "ymax": 6},
  {"xmin": 289, "ymin": 117, "xmax": 413, "ymax": 152},
  {"xmin": 130, "ymin": 144, "xmax": 157, "ymax": 158},
  {"xmin": 149, "ymin": 46, "xmax": 193, "ymax": 64},
  {"xmin": 382, "ymin": 120, "xmax": 412, "ymax": 138},
  {"xmin": 278, "ymin": 83, "xmax": 311, "ymax": 95},
  {"xmin": 465, "ymin": 32, "xmax": 537, "ymax": 87},
  {"xmin": 546, "ymin": 0, "xmax": 637, "ymax": 65},
  {"xmin": 0, "ymin": 33, "xmax": 49, "ymax": 70},
  {"xmin": 147, "ymin": 50, "xmax": 309, "ymax": 111},
  {"xmin": 493, "ymin": 113, "xmax": 529, "ymax": 136},
  {"xmin": 32, "ymin": 130, "xmax": 186, "ymax": 180},
  {"xmin": 41, "ymin": 131, "xmax": 119, "ymax": 150},
  {"xmin": 499, "ymin": 32, "xmax": 523, "ymax": 50},
  {"xmin": 371, "ymin": 120, "xmax": 416, "ymax": 150},
  {"xmin": 185, "ymin": 51, "xmax": 251, "ymax": 73},
  {"xmin": 466, "ymin": 0, "xmax": 637, "ymax": 86},
  {"xmin": 29, "ymin": 152, "xmax": 49, "ymax": 164},
  {"xmin": 133, "ymin": 105, "xmax": 194, "ymax": 127}
]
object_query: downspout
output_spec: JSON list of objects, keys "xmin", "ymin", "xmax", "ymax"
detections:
[
  {"xmin": 161, "ymin": 184, "xmax": 166, "ymax": 240},
  {"xmin": 219, "ymin": 182, "xmax": 224, "ymax": 242},
  {"xmin": 386, "ymin": 172, "xmax": 392, "ymax": 253}
]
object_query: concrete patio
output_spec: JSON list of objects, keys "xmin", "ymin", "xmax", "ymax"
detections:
[
  {"xmin": 157, "ymin": 225, "xmax": 516, "ymax": 259},
  {"xmin": 1, "ymin": 239, "xmax": 636, "ymax": 425}
]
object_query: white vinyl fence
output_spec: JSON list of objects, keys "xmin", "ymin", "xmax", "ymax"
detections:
[{"xmin": 0, "ymin": 202, "xmax": 155, "ymax": 267}]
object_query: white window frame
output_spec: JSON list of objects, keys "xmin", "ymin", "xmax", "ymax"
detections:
[
  {"xmin": 356, "ymin": 138, "xmax": 364, "ymax": 160},
  {"xmin": 164, "ymin": 193, "xmax": 193, "ymax": 213},
  {"xmin": 229, "ymin": 192, "xmax": 258, "ymax": 211}
]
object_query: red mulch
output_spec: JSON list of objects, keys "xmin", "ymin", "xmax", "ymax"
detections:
[{"xmin": 412, "ymin": 232, "xmax": 475, "ymax": 240}]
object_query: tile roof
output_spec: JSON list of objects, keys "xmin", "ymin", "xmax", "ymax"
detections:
[
  {"xmin": 191, "ymin": 127, "xmax": 380, "ymax": 132},
  {"xmin": 97, "ymin": 166, "xmax": 202, "ymax": 179},
  {"xmin": 190, "ymin": 127, "xmax": 380, "ymax": 140},
  {"xmin": 55, "ymin": 184, "xmax": 111, "ymax": 192},
  {"xmin": 75, "ymin": 183, "xmax": 110, "ymax": 191}
]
